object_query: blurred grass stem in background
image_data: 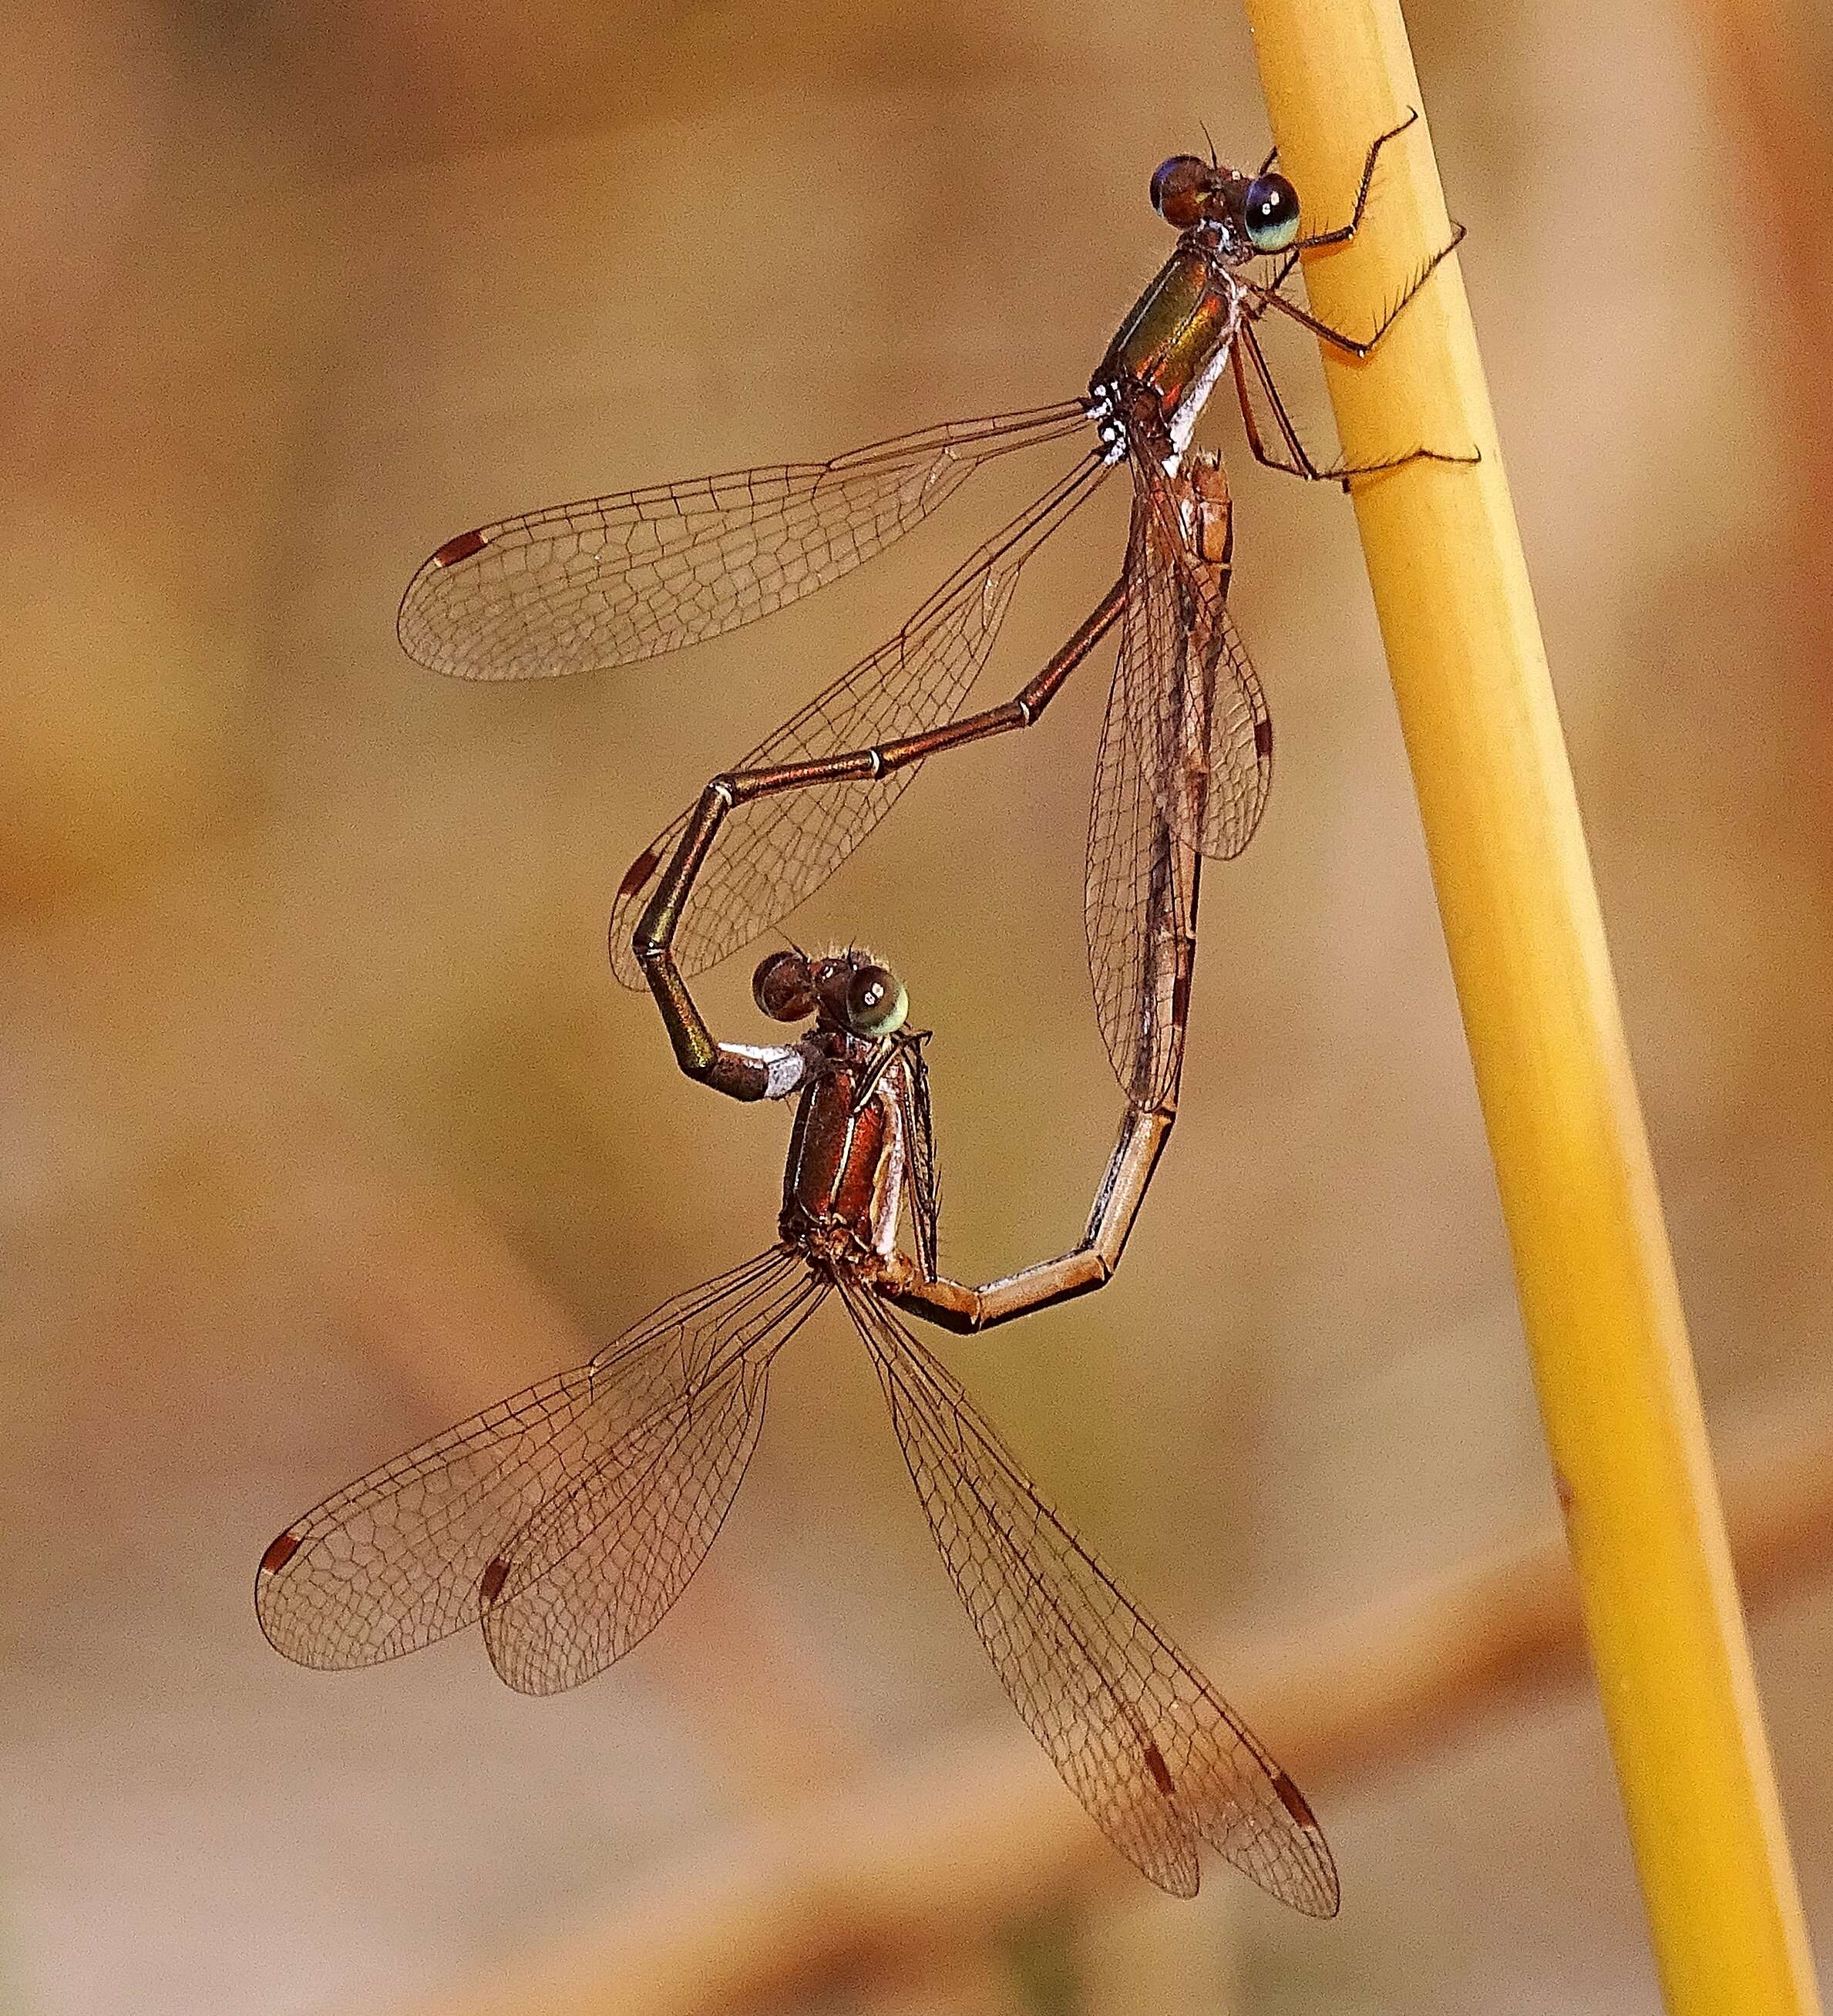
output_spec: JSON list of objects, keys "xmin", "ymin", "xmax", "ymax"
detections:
[
  {"xmin": 394, "ymin": 1383, "xmax": 1833, "ymax": 2016},
  {"xmin": 1241, "ymin": 0, "xmax": 1823, "ymax": 2009}
]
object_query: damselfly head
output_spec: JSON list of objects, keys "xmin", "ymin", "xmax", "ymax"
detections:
[
  {"xmin": 840, "ymin": 964, "xmax": 908, "ymax": 1039},
  {"xmin": 1238, "ymin": 171, "xmax": 1300, "ymax": 251},
  {"xmin": 1150, "ymin": 155, "xmax": 1216, "ymax": 229},
  {"xmin": 753, "ymin": 949, "xmax": 819, "ymax": 1022},
  {"xmin": 758, "ymin": 947, "xmax": 909, "ymax": 1038},
  {"xmin": 1151, "ymin": 155, "xmax": 1301, "ymax": 254}
]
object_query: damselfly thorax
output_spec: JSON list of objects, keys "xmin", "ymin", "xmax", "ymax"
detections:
[
  {"xmin": 1095, "ymin": 241, "xmax": 1246, "ymax": 459},
  {"xmin": 778, "ymin": 1032, "xmax": 907, "ymax": 1267}
]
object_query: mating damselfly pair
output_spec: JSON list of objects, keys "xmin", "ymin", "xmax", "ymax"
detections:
[{"xmin": 259, "ymin": 113, "xmax": 1467, "ymax": 1908}]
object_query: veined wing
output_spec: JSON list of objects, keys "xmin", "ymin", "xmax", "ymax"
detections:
[
  {"xmin": 843, "ymin": 1281, "xmax": 1339, "ymax": 1913},
  {"xmin": 256, "ymin": 1247, "xmax": 821, "ymax": 1678},
  {"xmin": 607, "ymin": 451, "xmax": 1114, "ymax": 988},
  {"xmin": 479, "ymin": 1256, "xmax": 829, "ymax": 1694},
  {"xmin": 1120, "ymin": 455, "xmax": 1271, "ymax": 863},
  {"xmin": 896, "ymin": 1042, "xmax": 940, "ymax": 1281},
  {"xmin": 398, "ymin": 400, "xmax": 1094, "ymax": 682},
  {"xmin": 1085, "ymin": 618, "xmax": 1199, "ymax": 1108}
]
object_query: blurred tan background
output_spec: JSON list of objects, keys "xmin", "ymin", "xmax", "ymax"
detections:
[{"xmin": 4, "ymin": 1, "xmax": 1831, "ymax": 2012}]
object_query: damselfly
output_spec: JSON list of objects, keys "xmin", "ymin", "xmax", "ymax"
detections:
[
  {"xmin": 258, "ymin": 775, "xmax": 1335, "ymax": 1910},
  {"xmin": 397, "ymin": 116, "xmax": 1468, "ymax": 1095}
]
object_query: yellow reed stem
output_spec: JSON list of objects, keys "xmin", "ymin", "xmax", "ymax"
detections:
[{"xmin": 1236, "ymin": 5, "xmax": 1821, "ymax": 2009}]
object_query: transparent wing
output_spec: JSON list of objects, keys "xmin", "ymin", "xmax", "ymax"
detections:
[
  {"xmin": 1119, "ymin": 459, "xmax": 1271, "ymax": 862},
  {"xmin": 479, "ymin": 1259, "xmax": 830, "ymax": 1695},
  {"xmin": 1085, "ymin": 616, "xmax": 1199, "ymax": 1108},
  {"xmin": 398, "ymin": 400, "xmax": 1094, "ymax": 682},
  {"xmin": 843, "ymin": 1281, "xmax": 1339, "ymax": 1913},
  {"xmin": 255, "ymin": 1247, "xmax": 818, "ymax": 1676},
  {"xmin": 607, "ymin": 453, "xmax": 1113, "ymax": 988},
  {"xmin": 896, "ymin": 1043, "xmax": 940, "ymax": 1281}
]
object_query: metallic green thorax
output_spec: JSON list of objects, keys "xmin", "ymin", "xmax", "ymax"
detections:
[{"xmin": 1095, "ymin": 241, "xmax": 1240, "ymax": 416}]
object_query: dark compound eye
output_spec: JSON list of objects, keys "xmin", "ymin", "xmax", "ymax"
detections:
[
  {"xmin": 1243, "ymin": 173, "xmax": 1300, "ymax": 251},
  {"xmin": 1150, "ymin": 155, "xmax": 1212, "ymax": 229},
  {"xmin": 844, "ymin": 964, "xmax": 907, "ymax": 1038},
  {"xmin": 753, "ymin": 950, "xmax": 817, "ymax": 1022}
]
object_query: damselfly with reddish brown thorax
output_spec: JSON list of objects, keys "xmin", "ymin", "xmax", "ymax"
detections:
[
  {"xmin": 396, "ymin": 116, "xmax": 1468, "ymax": 1102},
  {"xmin": 258, "ymin": 769, "xmax": 1338, "ymax": 1910}
]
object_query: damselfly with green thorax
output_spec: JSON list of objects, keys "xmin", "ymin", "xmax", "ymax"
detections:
[
  {"xmin": 257, "ymin": 764, "xmax": 1338, "ymax": 1910},
  {"xmin": 397, "ymin": 115, "xmax": 1466, "ymax": 1100}
]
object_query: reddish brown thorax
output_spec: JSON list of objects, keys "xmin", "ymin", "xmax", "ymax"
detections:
[{"xmin": 779, "ymin": 1033, "xmax": 902, "ymax": 1267}]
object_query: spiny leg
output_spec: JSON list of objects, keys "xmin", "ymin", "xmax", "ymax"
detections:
[
  {"xmin": 1262, "ymin": 244, "xmax": 1302, "ymax": 297},
  {"xmin": 1229, "ymin": 321, "xmax": 1478, "ymax": 486},
  {"xmin": 1284, "ymin": 109, "xmax": 1420, "ymax": 253},
  {"xmin": 1244, "ymin": 109, "xmax": 1468, "ymax": 359},
  {"xmin": 1258, "ymin": 109, "xmax": 1419, "ymax": 221},
  {"xmin": 1250, "ymin": 222, "xmax": 1467, "ymax": 359}
]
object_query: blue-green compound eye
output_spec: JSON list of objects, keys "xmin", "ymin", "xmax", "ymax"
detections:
[
  {"xmin": 1243, "ymin": 173, "xmax": 1300, "ymax": 251},
  {"xmin": 845, "ymin": 964, "xmax": 907, "ymax": 1038}
]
